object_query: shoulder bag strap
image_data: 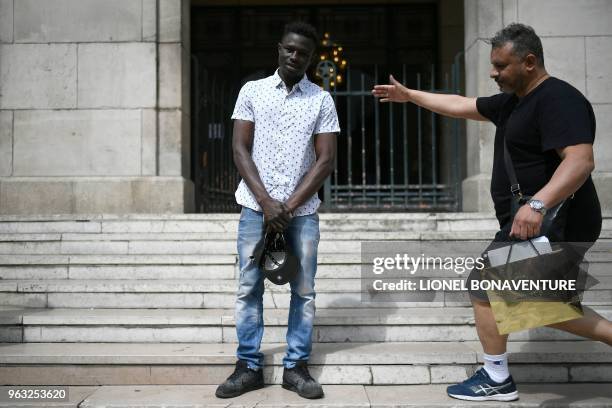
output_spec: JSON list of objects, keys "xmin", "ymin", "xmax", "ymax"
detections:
[{"xmin": 503, "ymin": 137, "xmax": 522, "ymax": 198}]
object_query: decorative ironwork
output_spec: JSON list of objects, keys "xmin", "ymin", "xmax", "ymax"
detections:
[{"xmin": 320, "ymin": 60, "xmax": 464, "ymax": 212}]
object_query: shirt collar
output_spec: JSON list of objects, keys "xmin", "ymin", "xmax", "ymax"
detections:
[{"xmin": 274, "ymin": 69, "xmax": 308, "ymax": 93}]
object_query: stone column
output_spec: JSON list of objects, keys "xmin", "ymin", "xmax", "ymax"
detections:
[
  {"xmin": 462, "ymin": 0, "xmax": 612, "ymax": 213},
  {"xmin": 0, "ymin": 0, "xmax": 194, "ymax": 214},
  {"xmin": 461, "ymin": 0, "xmax": 502, "ymax": 212}
]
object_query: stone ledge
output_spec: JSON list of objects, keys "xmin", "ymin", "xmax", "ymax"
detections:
[
  {"xmin": 0, "ymin": 177, "xmax": 195, "ymax": 214},
  {"xmin": 2, "ymin": 278, "xmax": 611, "ymax": 294},
  {"xmin": 14, "ymin": 307, "xmax": 477, "ymax": 326},
  {"xmin": 1, "ymin": 341, "xmax": 609, "ymax": 366},
  {"xmin": 0, "ymin": 212, "xmax": 611, "ymax": 221},
  {"xmin": 0, "ymin": 254, "xmax": 235, "ymax": 265},
  {"xmin": 0, "ymin": 212, "xmax": 493, "ymax": 221},
  {"xmin": 0, "ymin": 342, "xmax": 474, "ymax": 366},
  {"xmin": 6, "ymin": 306, "xmax": 612, "ymax": 327},
  {"xmin": 465, "ymin": 341, "xmax": 612, "ymax": 364}
]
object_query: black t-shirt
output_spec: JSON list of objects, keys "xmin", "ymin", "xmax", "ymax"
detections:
[{"xmin": 476, "ymin": 77, "xmax": 601, "ymax": 242}]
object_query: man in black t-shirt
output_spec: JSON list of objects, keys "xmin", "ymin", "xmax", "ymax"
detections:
[{"xmin": 373, "ymin": 23, "xmax": 611, "ymax": 401}]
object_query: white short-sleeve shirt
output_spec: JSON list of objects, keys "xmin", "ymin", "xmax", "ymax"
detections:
[{"xmin": 231, "ymin": 70, "xmax": 340, "ymax": 216}]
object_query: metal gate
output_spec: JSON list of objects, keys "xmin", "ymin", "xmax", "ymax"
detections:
[
  {"xmin": 192, "ymin": 55, "xmax": 241, "ymax": 213},
  {"xmin": 322, "ymin": 58, "xmax": 464, "ymax": 211},
  {"xmin": 192, "ymin": 55, "xmax": 464, "ymax": 213}
]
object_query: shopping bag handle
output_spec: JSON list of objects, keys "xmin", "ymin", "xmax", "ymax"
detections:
[{"xmin": 503, "ymin": 238, "xmax": 542, "ymax": 273}]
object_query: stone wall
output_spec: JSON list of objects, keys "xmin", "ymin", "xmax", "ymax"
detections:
[
  {"xmin": 0, "ymin": 0, "xmax": 193, "ymax": 214},
  {"xmin": 462, "ymin": 0, "xmax": 612, "ymax": 213},
  {"xmin": 2, "ymin": 0, "xmax": 609, "ymax": 214}
]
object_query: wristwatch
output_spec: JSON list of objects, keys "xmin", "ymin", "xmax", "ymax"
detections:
[{"xmin": 527, "ymin": 199, "xmax": 547, "ymax": 215}]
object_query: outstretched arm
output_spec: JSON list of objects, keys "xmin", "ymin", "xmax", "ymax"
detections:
[{"xmin": 372, "ymin": 75, "xmax": 488, "ymax": 121}]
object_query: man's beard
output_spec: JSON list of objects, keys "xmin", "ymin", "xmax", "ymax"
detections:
[
  {"xmin": 500, "ymin": 75, "xmax": 528, "ymax": 95},
  {"xmin": 496, "ymin": 80, "xmax": 511, "ymax": 94}
]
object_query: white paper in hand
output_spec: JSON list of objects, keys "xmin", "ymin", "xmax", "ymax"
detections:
[{"xmin": 487, "ymin": 236, "xmax": 553, "ymax": 267}]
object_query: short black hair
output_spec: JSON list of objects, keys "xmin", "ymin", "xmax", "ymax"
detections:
[
  {"xmin": 489, "ymin": 23, "xmax": 545, "ymax": 67},
  {"xmin": 281, "ymin": 21, "xmax": 319, "ymax": 47}
]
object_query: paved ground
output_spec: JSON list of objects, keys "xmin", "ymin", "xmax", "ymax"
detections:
[{"xmin": 2, "ymin": 384, "xmax": 612, "ymax": 407}]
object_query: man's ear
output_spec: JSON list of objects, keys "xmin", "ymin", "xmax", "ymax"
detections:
[{"xmin": 523, "ymin": 53, "xmax": 538, "ymax": 72}]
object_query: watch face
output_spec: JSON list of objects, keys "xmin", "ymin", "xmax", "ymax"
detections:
[{"xmin": 530, "ymin": 200, "xmax": 544, "ymax": 210}]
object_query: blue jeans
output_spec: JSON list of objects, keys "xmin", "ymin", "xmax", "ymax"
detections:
[{"xmin": 235, "ymin": 207, "xmax": 320, "ymax": 370}]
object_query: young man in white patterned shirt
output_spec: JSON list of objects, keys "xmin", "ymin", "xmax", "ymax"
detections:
[{"xmin": 216, "ymin": 21, "xmax": 340, "ymax": 400}]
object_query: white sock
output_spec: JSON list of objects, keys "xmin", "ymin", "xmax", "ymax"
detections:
[{"xmin": 483, "ymin": 352, "xmax": 510, "ymax": 383}]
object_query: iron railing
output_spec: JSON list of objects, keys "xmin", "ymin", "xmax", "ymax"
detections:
[{"xmin": 322, "ymin": 59, "xmax": 464, "ymax": 211}]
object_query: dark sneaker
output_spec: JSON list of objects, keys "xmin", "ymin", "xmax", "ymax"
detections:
[
  {"xmin": 282, "ymin": 361, "xmax": 324, "ymax": 399},
  {"xmin": 215, "ymin": 360, "xmax": 264, "ymax": 398},
  {"xmin": 447, "ymin": 368, "xmax": 518, "ymax": 401}
]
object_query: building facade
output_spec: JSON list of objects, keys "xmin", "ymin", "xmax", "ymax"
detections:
[{"xmin": 0, "ymin": 0, "xmax": 610, "ymax": 214}]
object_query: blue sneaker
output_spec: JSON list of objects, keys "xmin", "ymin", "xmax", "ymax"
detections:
[{"xmin": 447, "ymin": 368, "xmax": 518, "ymax": 401}]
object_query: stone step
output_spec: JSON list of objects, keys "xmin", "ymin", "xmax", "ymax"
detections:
[
  {"xmin": 2, "ymin": 238, "xmax": 612, "ymax": 256},
  {"xmin": 2, "ymin": 307, "xmax": 611, "ymax": 343},
  {"xmin": 2, "ymin": 249, "xmax": 612, "ymax": 266},
  {"xmin": 0, "ymin": 239, "xmax": 361, "ymax": 255},
  {"xmin": 48, "ymin": 384, "xmax": 612, "ymax": 408},
  {"xmin": 0, "ymin": 231, "xmax": 499, "ymax": 241},
  {"xmin": 0, "ymin": 237, "xmax": 503, "ymax": 256},
  {"xmin": 3, "ymin": 229, "xmax": 612, "ymax": 240},
  {"xmin": 1, "ymin": 278, "xmax": 610, "ymax": 309},
  {"xmin": 1, "ymin": 278, "xmax": 609, "ymax": 294},
  {"xmin": 3, "ymin": 291, "xmax": 457, "ymax": 309},
  {"xmin": 0, "ymin": 254, "xmax": 237, "ymax": 265},
  {"xmin": 0, "ymin": 264, "xmax": 237, "ymax": 280},
  {"xmin": 1, "ymin": 341, "xmax": 610, "ymax": 385},
  {"xmin": 0, "ymin": 213, "xmax": 496, "ymax": 234},
  {"xmin": 2, "ymin": 232, "xmax": 612, "ymax": 250},
  {"xmin": 0, "ymin": 213, "xmax": 496, "ymax": 221},
  {"xmin": 1, "ymin": 262, "xmax": 611, "ymax": 281},
  {"xmin": 0, "ymin": 214, "xmax": 610, "ymax": 235},
  {"xmin": 0, "ymin": 239, "xmax": 495, "ymax": 255},
  {"xmin": 0, "ymin": 239, "xmax": 497, "ymax": 255},
  {"xmin": 0, "ymin": 231, "xmax": 611, "ymax": 254}
]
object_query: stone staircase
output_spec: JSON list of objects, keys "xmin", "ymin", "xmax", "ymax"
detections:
[{"xmin": 0, "ymin": 213, "xmax": 611, "ymax": 407}]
